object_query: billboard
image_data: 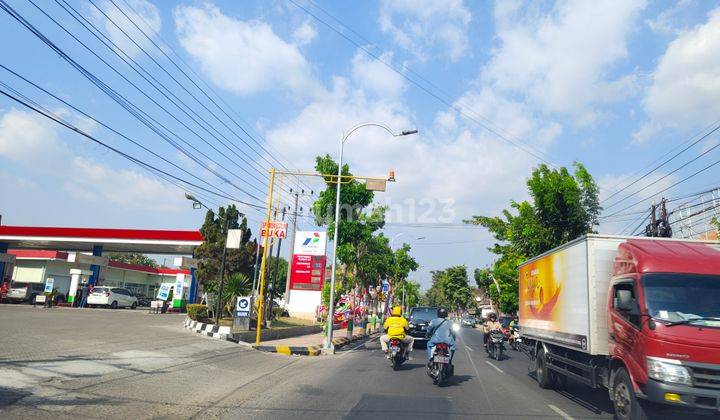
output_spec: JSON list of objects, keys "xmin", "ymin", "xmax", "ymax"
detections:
[{"xmin": 290, "ymin": 231, "xmax": 328, "ymax": 291}]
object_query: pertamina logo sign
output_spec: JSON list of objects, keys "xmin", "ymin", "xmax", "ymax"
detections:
[{"xmin": 293, "ymin": 231, "xmax": 327, "ymax": 256}]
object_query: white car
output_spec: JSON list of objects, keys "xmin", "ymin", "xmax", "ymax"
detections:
[{"xmin": 87, "ymin": 287, "xmax": 138, "ymax": 309}]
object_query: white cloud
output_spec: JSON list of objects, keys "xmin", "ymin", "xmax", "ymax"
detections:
[
  {"xmin": 0, "ymin": 108, "xmax": 185, "ymax": 212},
  {"xmin": 641, "ymin": 7, "xmax": 720, "ymax": 132},
  {"xmin": 0, "ymin": 108, "xmax": 67, "ymax": 165},
  {"xmin": 484, "ymin": 0, "xmax": 645, "ymax": 124},
  {"xmin": 379, "ymin": 0, "xmax": 471, "ymax": 61},
  {"xmin": 292, "ymin": 20, "xmax": 317, "ymax": 46},
  {"xmin": 645, "ymin": 0, "xmax": 695, "ymax": 35},
  {"xmin": 68, "ymin": 157, "xmax": 185, "ymax": 211},
  {"xmin": 351, "ymin": 51, "xmax": 405, "ymax": 97},
  {"xmin": 92, "ymin": 0, "xmax": 161, "ymax": 59},
  {"xmin": 264, "ymin": 70, "xmax": 559, "ymax": 223},
  {"xmin": 174, "ymin": 3, "xmax": 324, "ymax": 98}
]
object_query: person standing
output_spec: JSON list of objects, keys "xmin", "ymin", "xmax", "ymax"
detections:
[{"xmin": 80, "ymin": 283, "xmax": 90, "ymax": 308}]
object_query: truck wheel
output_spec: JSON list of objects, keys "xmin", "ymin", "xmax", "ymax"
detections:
[
  {"xmin": 536, "ymin": 347, "xmax": 556, "ymax": 389},
  {"xmin": 612, "ymin": 368, "xmax": 648, "ymax": 420}
]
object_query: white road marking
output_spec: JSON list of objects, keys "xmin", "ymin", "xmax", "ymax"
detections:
[
  {"xmin": 465, "ymin": 345, "xmax": 473, "ymax": 352},
  {"xmin": 485, "ymin": 360, "xmax": 504, "ymax": 373},
  {"xmin": 548, "ymin": 404, "xmax": 574, "ymax": 420},
  {"xmin": 340, "ymin": 336, "xmax": 378, "ymax": 357}
]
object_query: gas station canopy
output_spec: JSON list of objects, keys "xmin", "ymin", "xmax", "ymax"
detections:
[{"xmin": 0, "ymin": 225, "xmax": 204, "ymax": 255}]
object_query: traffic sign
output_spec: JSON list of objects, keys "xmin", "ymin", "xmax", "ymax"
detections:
[{"xmin": 235, "ymin": 296, "xmax": 251, "ymax": 317}]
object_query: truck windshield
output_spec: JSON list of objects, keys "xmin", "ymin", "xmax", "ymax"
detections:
[{"xmin": 642, "ymin": 273, "xmax": 720, "ymax": 327}]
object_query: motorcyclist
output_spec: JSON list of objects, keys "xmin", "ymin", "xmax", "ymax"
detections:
[
  {"xmin": 509, "ymin": 315, "xmax": 519, "ymax": 330},
  {"xmin": 380, "ymin": 306, "xmax": 414, "ymax": 359},
  {"xmin": 483, "ymin": 312, "xmax": 503, "ymax": 349},
  {"xmin": 426, "ymin": 307, "xmax": 456, "ymax": 367}
]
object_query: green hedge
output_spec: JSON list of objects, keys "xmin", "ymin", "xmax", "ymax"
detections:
[{"xmin": 187, "ymin": 304, "xmax": 208, "ymax": 321}]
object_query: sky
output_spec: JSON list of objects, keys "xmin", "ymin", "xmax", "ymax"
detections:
[{"xmin": 1, "ymin": 0, "xmax": 720, "ymax": 289}]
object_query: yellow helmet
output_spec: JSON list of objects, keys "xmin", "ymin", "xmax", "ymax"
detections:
[{"xmin": 392, "ymin": 306, "xmax": 402, "ymax": 316}]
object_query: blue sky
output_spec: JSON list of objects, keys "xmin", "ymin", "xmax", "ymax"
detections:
[{"xmin": 1, "ymin": 0, "xmax": 720, "ymax": 288}]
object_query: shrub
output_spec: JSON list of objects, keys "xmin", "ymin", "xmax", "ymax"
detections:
[
  {"xmin": 187, "ymin": 304, "xmax": 208, "ymax": 321},
  {"xmin": 272, "ymin": 306, "xmax": 287, "ymax": 319}
]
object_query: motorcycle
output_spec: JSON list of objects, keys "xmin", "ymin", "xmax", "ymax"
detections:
[
  {"xmin": 388, "ymin": 338, "xmax": 407, "ymax": 370},
  {"xmin": 486, "ymin": 329, "xmax": 505, "ymax": 360},
  {"xmin": 427, "ymin": 342, "xmax": 453, "ymax": 386},
  {"xmin": 509, "ymin": 327, "xmax": 522, "ymax": 351}
]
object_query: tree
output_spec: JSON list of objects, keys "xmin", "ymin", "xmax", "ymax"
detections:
[
  {"xmin": 107, "ymin": 252, "xmax": 157, "ymax": 267},
  {"xmin": 466, "ymin": 163, "xmax": 601, "ymax": 314},
  {"xmin": 266, "ymin": 256, "xmax": 288, "ymax": 299},
  {"xmin": 312, "ymin": 155, "xmax": 401, "ymax": 290},
  {"xmin": 389, "ymin": 243, "xmax": 419, "ymax": 286},
  {"xmin": 426, "ymin": 266, "xmax": 475, "ymax": 311},
  {"xmin": 195, "ymin": 205, "xmax": 256, "ymax": 289},
  {"xmin": 397, "ymin": 280, "xmax": 421, "ymax": 308},
  {"xmin": 216, "ymin": 273, "xmax": 252, "ymax": 317}
]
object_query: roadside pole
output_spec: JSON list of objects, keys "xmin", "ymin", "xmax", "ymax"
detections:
[
  {"xmin": 251, "ymin": 239, "xmax": 260, "ymax": 295},
  {"xmin": 268, "ymin": 208, "xmax": 286, "ymax": 320},
  {"xmin": 284, "ymin": 191, "xmax": 300, "ymax": 303},
  {"xmin": 255, "ymin": 168, "xmax": 276, "ymax": 346},
  {"xmin": 215, "ymin": 216, "xmax": 230, "ymax": 325}
]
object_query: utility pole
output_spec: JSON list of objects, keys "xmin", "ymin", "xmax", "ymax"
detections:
[
  {"xmin": 284, "ymin": 190, "xmax": 301, "ymax": 303},
  {"xmin": 268, "ymin": 208, "xmax": 286, "ymax": 320}
]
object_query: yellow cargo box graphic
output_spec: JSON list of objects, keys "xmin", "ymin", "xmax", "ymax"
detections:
[{"xmin": 519, "ymin": 242, "xmax": 590, "ymax": 351}]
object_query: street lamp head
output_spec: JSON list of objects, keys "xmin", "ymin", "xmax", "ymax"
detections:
[
  {"xmin": 400, "ymin": 129, "xmax": 418, "ymax": 136},
  {"xmin": 184, "ymin": 192, "xmax": 197, "ymax": 202}
]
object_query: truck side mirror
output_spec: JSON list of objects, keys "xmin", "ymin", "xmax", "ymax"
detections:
[{"xmin": 615, "ymin": 289, "xmax": 634, "ymax": 312}]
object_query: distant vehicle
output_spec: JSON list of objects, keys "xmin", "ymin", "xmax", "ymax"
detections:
[
  {"xmin": 407, "ymin": 307, "xmax": 439, "ymax": 341},
  {"xmin": 87, "ymin": 287, "xmax": 138, "ymax": 309},
  {"xmin": 461, "ymin": 316, "xmax": 476, "ymax": 327},
  {"xmin": 6, "ymin": 281, "xmax": 45, "ymax": 304}
]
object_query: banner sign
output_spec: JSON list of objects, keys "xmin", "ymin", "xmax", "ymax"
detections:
[
  {"xmin": 260, "ymin": 221, "xmax": 287, "ymax": 239},
  {"xmin": 174, "ymin": 274, "xmax": 185, "ymax": 300},
  {"xmin": 157, "ymin": 283, "xmax": 171, "ymax": 301},
  {"xmin": 44, "ymin": 277, "xmax": 54, "ymax": 293}
]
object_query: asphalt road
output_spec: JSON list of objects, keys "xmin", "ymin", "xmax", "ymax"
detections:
[{"xmin": 0, "ymin": 306, "xmax": 622, "ymax": 419}]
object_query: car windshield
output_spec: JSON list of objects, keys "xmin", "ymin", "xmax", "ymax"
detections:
[
  {"xmin": 642, "ymin": 273, "xmax": 720, "ymax": 327},
  {"xmin": 92, "ymin": 287, "xmax": 110, "ymax": 293},
  {"xmin": 410, "ymin": 308, "xmax": 437, "ymax": 322}
]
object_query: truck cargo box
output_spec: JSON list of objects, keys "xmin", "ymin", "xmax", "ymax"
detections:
[{"xmin": 519, "ymin": 235, "xmax": 625, "ymax": 355}]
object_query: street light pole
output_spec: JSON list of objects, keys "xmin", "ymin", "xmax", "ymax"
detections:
[{"xmin": 324, "ymin": 123, "xmax": 417, "ymax": 351}]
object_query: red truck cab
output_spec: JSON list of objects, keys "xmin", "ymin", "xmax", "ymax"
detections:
[{"xmin": 608, "ymin": 239, "xmax": 720, "ymax": 414}]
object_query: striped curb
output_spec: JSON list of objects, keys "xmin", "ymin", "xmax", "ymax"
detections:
[
  {"xmin": 251, "ymin": 331, "xmax": 379, "ymax": 356},
  {"xmin": 184, "ymin": 318, "xmax": 231, "ymax": 340},
  {"xmin": 252, "ymin": 345, "xmax": 323, "ymax": 356}
]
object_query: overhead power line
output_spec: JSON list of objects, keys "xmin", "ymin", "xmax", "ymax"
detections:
[
  {"xmin": 603, "ymin": 122, "xmax": 720, "ymax": 210},
  {"xmin": 0, "ymin": 86, "xmax": 266, "ymax": 211},
  {"xmin": 601, "ymin": 119, "xmax": 720, "ymax": 205},
  {"xmin": 605, "ymin": 156, "xmax": 720, "ymax": 219}
]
